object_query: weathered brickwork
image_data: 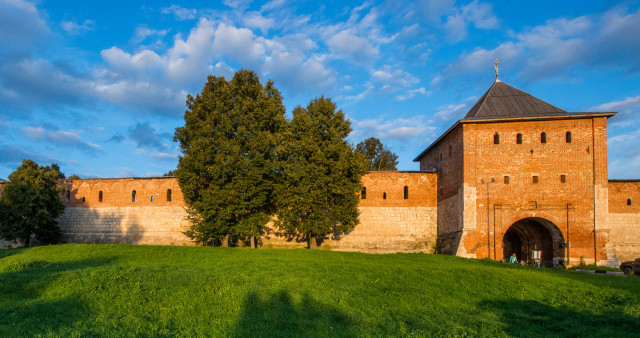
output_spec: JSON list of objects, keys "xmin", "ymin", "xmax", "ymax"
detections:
[
  {"xmin": 419, "ymin": 125, "xmax": 465, "ymax": 255},
  {"xmin": 56, "ymin": 177, "xmax": 193, "ymax": 245},
  {"xmin": 458, "ymin": 117, "xmax": 612, "ymax": 265},
  {"xmin": 55, "ymin": 172, "xmax": 439, "ymax": 253},
  {"xmin": 608, "ymin": 181, "xmax": 640, "ymax": 262}
]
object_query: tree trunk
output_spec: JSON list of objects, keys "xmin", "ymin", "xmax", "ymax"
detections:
[
  {"xmin": 23, "ymin": 235, "xmax": 30, "ymax": 248},
  {"xmin": 222, "ymin": 234, "xmax": 230, "ymax": 247},
  {"xmin": 308, "ymin": 235, "xmax": 317, "ymax": 249},
  {"xmin": 250, "ymin": 236, "xmax": 256, "ymax": 249}
]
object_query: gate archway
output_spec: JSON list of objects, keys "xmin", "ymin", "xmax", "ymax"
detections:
[{"xmin": 502, "ymin": 217, "xmax": 565, "ymax": 267}]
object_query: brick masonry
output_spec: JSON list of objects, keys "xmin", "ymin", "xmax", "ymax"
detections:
[
  {"xmin": 54, "ymin": 172, "xmax": 439, "ymax": 253},
  {"xmin": 418, "ymin": 115, "xmax": 638, "ymax": 266},
  {"xmin": 608, "ymin": 181, "xmax": 640, "ymax": 263}
]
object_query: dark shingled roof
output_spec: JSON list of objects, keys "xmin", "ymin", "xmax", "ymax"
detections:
[{"xmin": 464, "ymin": 80, "xmax": 566, "ymax": 119}]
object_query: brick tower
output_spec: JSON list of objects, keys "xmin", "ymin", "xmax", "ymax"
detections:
[{"xmin": 414, "ymin": 79, "xmax": 616, "ymax": 266}]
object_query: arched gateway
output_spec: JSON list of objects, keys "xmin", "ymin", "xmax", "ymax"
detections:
[{"xmin": 502, "ymin": 217, "xmax": 565, "ymax": 267}]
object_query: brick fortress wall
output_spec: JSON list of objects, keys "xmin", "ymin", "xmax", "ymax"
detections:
[
  {"xmin": 261, "ymin": 171, "xmax": 438, "ymax": 252},
  {"xmin": 57, "ymin": 177, "xmax": 193, "ymax": 246},
  {"xmin": 608, "ymin": 181, "xmax": 640, "ymax": 262},
  {"xmin": 56, "ymin": 172, "xmax": 439, "ymax": 253}
]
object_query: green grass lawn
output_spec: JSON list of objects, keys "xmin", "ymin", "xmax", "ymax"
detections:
[{"xmin": 1, "ymin": 244, "xmax": 639, "ymax": 337}]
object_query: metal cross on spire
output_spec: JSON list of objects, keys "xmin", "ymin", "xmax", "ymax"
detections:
[{"xmin": 494, "ymin": 59, "xmax": 500, "ymax": 81}]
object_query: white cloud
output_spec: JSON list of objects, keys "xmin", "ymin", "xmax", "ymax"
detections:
[
  {"xmin": 0, "ymin": 0, "xmax": 49, "ymax": 45},
  {"xmin": 21, "ymin": 125, "xmax": 102, "ymax": 155},
  {"xmin": 353, "ymin": 116, "xmax": 436, "ymax": 141},
  {"xmin": 371, "ymin": 65, "xmax": 419, "ymax": 89},
  {"xmin": 210, "ymin": 62, "xmax": 235, "ymax": 78},
  {"xmin": 442, "ymin": 6, "xmax": 640, "ymax": 82},
  {"xmin": 327, "ymin": 29, "xmax": 379, "ymax": 62},
  {"xmin": 261, "ymin": 0, "xmax": 287, "ymax": 11},
  {"xmin": 92, "ymin": 80, "xmax": 187, "ymax": 112},
  {"xmin": 591, "ymin": 95, "xmax": 640, "ymax": 112},
  {"xmin": 344, "ymin": 85, "xmax": 375, "ymax": 102},
  {"xmin": 132, "ymin": 26, "xmax": 167, "ymax": 44},
  {"xmin": 431, "ymin": 96, "xmax": 477, "ymax": 122},
  {"xmin": 395, "ymin": 87, "xmax": 429, "ymax": 101},
  {"xmin": 161, "ymin": 5, "xmax": 197, "ymax": 20},
  {"xmin": 243, "ymin": 12, "xmax": 276, "ymax": 34},
  {"xmin": 61, "ymin": 19, "xmax": 95, "ymax": 35},
  {"xmin": 212, "ymin": 22, "xmax": 266, "ymax": 66},
  {"xmin": 101, "ymin": 47, "xmax": 165, "ymax": 74}
]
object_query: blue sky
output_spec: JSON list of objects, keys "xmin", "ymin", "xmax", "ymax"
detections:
[{"xmin": 1, "ymin": 0, "xmax": 639, "ymax": 179}]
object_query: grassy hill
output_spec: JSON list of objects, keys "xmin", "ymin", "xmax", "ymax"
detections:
[{"xmin": 1, "ymin": 244, "xmax": 639, "ymax": 336}]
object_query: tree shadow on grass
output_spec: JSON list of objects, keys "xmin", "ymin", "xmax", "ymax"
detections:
[
  {"xmin": 0, "ymin": 257, "xmax": 113, "ymax": 335},
  {"xmin": 480, "ymin": 299, "xmax": 640, "ymax": 337},
  {"xmin": 234, "ymin": 290, "xmax": 355, "ymax": 337}
]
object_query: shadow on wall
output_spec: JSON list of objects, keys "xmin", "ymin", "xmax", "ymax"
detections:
[
  {"xmin": 233, "ymin": 290, "xmax": 354, "ymax": 337},
  {"xmin": 480, "ymin": 299, "xmax": 640, "ymax": 336},
  {"xmin": 0, "ymin": 257, "xmax": 114, "ymax": 335},
  {"xmin": 59, "ymin": 208, "xmax": 144, "ymax": 245}
]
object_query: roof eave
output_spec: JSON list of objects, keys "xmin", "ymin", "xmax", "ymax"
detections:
[{"xmin": 461, "ymin": 111, "xmax": 616, "ymax": 122}]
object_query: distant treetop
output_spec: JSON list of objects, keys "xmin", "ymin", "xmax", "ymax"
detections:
[{"xmin": 355, "ymin": 137, "xmax": 398, "ymax": 171}]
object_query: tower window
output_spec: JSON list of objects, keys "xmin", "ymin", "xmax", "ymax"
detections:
[
  {"xmin": 66, "ymin": 190, "xmax": 70, "ymax": 202},
  {"xmin": 541, "ymin": 132, "xmax": 547, "ymax": 144},
  {"xmin": 533, "ymin": 175, "xmax": 539, "ymax": 184},
  {"xmin": 504, "ymin": 176, "xmax": 509, "ymax": 184},
  {"xmin": 151, "ymin": 196, "xmax": 154, "ymax": 202},
  {"xmin": 167, "ymin": 189, "xmax": 172, "ymax": 202},
  {"xmin": 383, "ymin": 192, "xmax": 387, "ymax": 199},
  {"xmin": 561, "ymin": 175, "xmax": 566, "ymax": 183},
  {"xmin": 132, "ymin": 190, "xmax": 137, "ymax": 202},
  {"xmin": 628, "ymin": 199, "xmax": 632, "ymax": 206},
  {"xmin": 361, "ymin": 187, "xmax": 366, "ymax": 199},
  {"xmin": 566, "ymin": 131, "xmax": 572, "ymax": 143},
  {"xmin": 516, "ymin": 133, "xmax": 522, "ymax": 144},
  {"xmin": 98, "ymin": 191, "xmax": 103, "ymax": 202},
  {"xmin": 81, "ymin": 197, "xmax": 85, "ymax": 203},
  {"xmin": 494, "ymin": 133, "xmax": 500, "ymax": 144},
  {"xmin": 439, "ymin": 153, "xmax": 442, "ymax": 161},
  {"xmin": 404, "ymin": 186, "xmax": 409, "ymax": 199},
  {"xmin": 449, "ymin": 144, "xmax": 452, "ymax": 156}
]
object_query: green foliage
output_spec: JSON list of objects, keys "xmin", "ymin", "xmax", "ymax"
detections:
[
  {"xmin": 0, "ymin": 159, "xmax": 65, "ymax": 247},
  {"xmin": 66, "ymin": 174, "xmax": 81, "ymax": 180},
  {"xmin": 1, "ymin": 244, "xmax": 639, "ymax": 336},
  {"xmin": 174, "ymin": 69, "xmax": 286, "ymax": 245},
  {"xmin": 276, "ymin": 96, "xmax": 367, "ymax": 246},
  {"xmin": 355, "ymin": 136, "xmax": 398, "ymax": 171},
  {"xmin": 163, "ymin": 169, "xmax": 176, "ymax": 177}
]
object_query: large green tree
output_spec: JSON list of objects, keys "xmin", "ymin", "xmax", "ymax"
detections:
[
  {"xmin": 355, "ymin": 137, "xmax": 398, "ymax": 171},
  {"xmin": 174, "ymin": 69, "xmax": 286, "ymax": 247},
  {"xmin": 276, "ymin": 96, "xmax": 367, "ymax": 248},
  {"xmin": 0, "ymin": 160, "xmax": 65, "ymax": 247}
]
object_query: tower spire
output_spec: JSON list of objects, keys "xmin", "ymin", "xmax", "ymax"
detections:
[{"xmin": 494, "ymin": 59, "xmax": 500, "ymax": 82}]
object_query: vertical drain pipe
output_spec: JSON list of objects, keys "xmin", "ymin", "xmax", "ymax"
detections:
[
  {"xmin": 592, "ymin": 118, "xmax": 597, "ymax": 266},
  {"xmin": 566, "ymin": 203, "xmax": 570, "ymax": 266}
]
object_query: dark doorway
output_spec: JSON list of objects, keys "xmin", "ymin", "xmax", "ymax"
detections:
[{"xmin": 502, "ymin": 218, "xmax": 564, "ymax": 267}]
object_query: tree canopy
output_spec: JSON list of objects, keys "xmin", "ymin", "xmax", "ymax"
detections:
[
  {"xmin": 355, "ymin": 137, "xmax": 398, "ymax": 171},
  {"xmin": 0, "ymin": 159, "xmax": 65, "ymax": 247},
  {"xmin": 275, "ymin": 96, "xmax": 367, "ymax": 248},
  {"xmin": 174, "ymin": 69, "xmax": 286, "ymax": 246}
]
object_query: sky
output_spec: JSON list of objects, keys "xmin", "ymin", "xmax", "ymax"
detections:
[{"xmin": 1, "ymin": 0, "xmax": 639, "ymax": 180}]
